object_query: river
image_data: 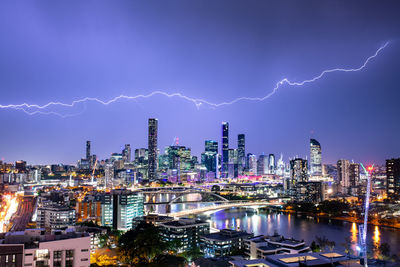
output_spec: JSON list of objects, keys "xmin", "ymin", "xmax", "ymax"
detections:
[{"xmin": 198, "ymin": 207, "xmax": 400, "ymax": 257}]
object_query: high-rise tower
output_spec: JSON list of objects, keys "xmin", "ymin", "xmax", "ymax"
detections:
[
  {"xmin": 237, "ymin": 134, "xmax": 245, "ymax": 169},
  {"xmin": 86, "ymin": 141, "xmax": 91, "ymax": 160},
  {"xmin": 387, "ymin": 158, "xmax": 400, "ymax": 198},
  {"xmin": 221, "ymin": 122, "xmax": 229, "ymax": 178},
  {"xmin": 310, "ymin": 139, "xmax": 322, "ymax": 176},
  {"xmin": 148, "ymin": 118, "xmax": 158, "ymax": 180},
  {"xmin": 123, "ymin": 144, "xmax": 131, "ymax": 162}
]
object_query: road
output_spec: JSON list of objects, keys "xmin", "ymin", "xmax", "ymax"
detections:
[{"xmin": 10, "ymin": 196, "xmax": 35, "ymax": 231}]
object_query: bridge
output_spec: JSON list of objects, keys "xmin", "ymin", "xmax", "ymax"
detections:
[{"xmin": 166, "ymin": 201, "xmax": 283, "ymax": 217}]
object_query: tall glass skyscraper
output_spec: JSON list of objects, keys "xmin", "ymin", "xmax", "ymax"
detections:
[
  {"xmin": 268, "ymin": 154, "xmax": 275, "ymax": 174},
  {"xmin": 86, "ymin": 140, "xmax": 91, "ymax": 160},
  {"xmin": 310, "ymin": 138, "xmax": 322, "ymax": 176},
  {"xmin": 221, "ymin": 122, "xmax": 229, "ymax": 178},
  {"xmin": 205, "ymin": 140, "xmax": 218, "ymax": 153},
  {"xmin": 237, "ymin": 134, "xmax": 245, "ymax": 168},
  {"xmin": 148, "ymin": 118, "xmax": 158, "ymax": 180}
]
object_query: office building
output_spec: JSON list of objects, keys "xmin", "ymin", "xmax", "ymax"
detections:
[
  {"xmin": 201, "ymin": 229, "xmax": 253, "ymax": 257},
  {"xmin": 257, "ymin": 155, "xmax": 268, "ymax": 176},
  {"xmin": 337, "ymin": 159, "xmax": 350, "ymax": 189},
  {"xmin": 205, "ymin": 140, "xmax": 218, "ymax": 153},
  {"xmin": 294, "ymin": 182, "xmax": 323, "ymax": 203},
  {"xmin": 221, "ymin": 122, "xmax": 229, "ymax": 178},
  {"xmin": 310, "ymin": 139, "xmax": 322, "ymax": 176},
  {"xmin": 387, "ymin": 158, "xmax": 400, "ymax": 198},
  {"xmin": 37, "ymin": 205, "xmax": 76, "ymax": 231},
  {"xmin": 268, "ymin": 154, "xmax": 275, "ymax": 174},
  {"xmin": 122, "ymin": 144, "xmax": 131, "ymax": 162},
  {"xmin": 349, "ymin": 163, "xmax": 360, "ymax": 187},
  {"xmin": 289, "ymin": 158, "xmax": 308, "ymax": 187},
  {"xmin": 247, "ymin": 154, "xmax": 257, "ymax": 174},
  {"xmin": 148, "ymin": 118, "xmax": 158, "ymax": 180},
  {"xmin": 159, "ymin": 218, "xmax": 210, "ymax": 252},
  {"xmin": 86, "ymin": 141, "xmax": 91, "ymax": 160},
  {"xmin": 237, "ymin": 134, "xmax": 245, "ymax": 169},
  {"xmin": 112, "ymin": 190, "xmax": 144, "ymax": 231}
]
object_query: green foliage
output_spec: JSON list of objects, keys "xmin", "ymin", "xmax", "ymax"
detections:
[
  {"xmin": 341, "ymin": 237, "xmax": 354, "ymax": 255},
  {"xmin": 118, "ymin": 222, "xmax": 167, "ymax": 265},
  {"xmin": 315, "ymin": 235, "xmax": 335, "ymax": 252},
  {"xmin": 181, "ymin": 247, "xmax": 203, "ymax": 262},
  {"xmin": 310, "ymin": 241, "xmax": 321, "ymax": 252},
  {"xmin": 151, "ymin": 254, "xmax": 187, "ymax": 267},
  {"xmin": 318, "ymin": 200, "xmax": 349, "ymax": 216}
]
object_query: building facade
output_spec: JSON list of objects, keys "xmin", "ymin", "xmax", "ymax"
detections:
[
  {"xmin": 148, "ymin": 118, "xmax": 158, "ymax": 180},
  {"xmin": 309, "ymin": 139, "xmax": 322, "ymax": 177}
]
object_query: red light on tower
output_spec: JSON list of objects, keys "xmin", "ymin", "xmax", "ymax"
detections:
[{"xmin": 367, "ymin": 166, "xmax": 374, "ymax": 172}]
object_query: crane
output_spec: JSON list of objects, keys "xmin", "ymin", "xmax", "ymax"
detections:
[{"xmin": 90, "ymin": 157, "xmax": 98, "ymax": 184}]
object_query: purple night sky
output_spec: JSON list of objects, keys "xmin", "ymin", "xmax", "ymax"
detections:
[{"xmin": 0, "ymin": 0, "xmax": 400, "ymax": 165}]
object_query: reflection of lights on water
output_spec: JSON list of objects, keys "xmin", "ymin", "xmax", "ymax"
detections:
[
  {"xmin": 236, "ymin": 218, "xmax": 241, "ymax": 230},
  {"xmin": 373, "ymin": 226, "xmax": 380, "ymax": 246},
  {"xmin": 350, "ymin": 222, "xmax": 358, "ymax": 254},
  {"xmin": 251, "ymin": 214, "xmax": 261, "ymax": 234},
  {"xmin": 351, "ymin": 222, "xmax": 358, "ymax": 242}
]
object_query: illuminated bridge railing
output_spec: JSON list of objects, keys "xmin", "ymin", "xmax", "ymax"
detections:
[{"xmin": 166, "ymin": 201, "xmax": 282, "ymax": 217}]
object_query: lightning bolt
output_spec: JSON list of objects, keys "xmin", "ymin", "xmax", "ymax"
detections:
[{"xmin": 0, "ymin": 42, "xmax": 389, "ymax": 118}]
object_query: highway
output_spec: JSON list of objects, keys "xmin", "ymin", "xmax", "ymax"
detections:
[{"xmin": 10, "ymin": 196, "xmax": 36, "ymax": 231}]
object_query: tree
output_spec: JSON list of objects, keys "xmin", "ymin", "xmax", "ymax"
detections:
[
  {"xmin": 182, "ymin": 247, "xmax": 203, "ymax": 262},
  {"xmin": 310, "ymin": 241, "xmax": 321, "ymax": 252},
  {"xmin": 118, "ymin": 222, "xmax": 167, "ymax": 265},
  {"xmin": 377, "ymin": 242, "xmax": 391, "ymax": 261},
  {"xmin": 341, "ymin": 237, "xmax": 354, "ymax": 256},
  {"xmin": 151, "ymin": 254, "xmax": 187, "ymax": 267},
  {"xmin": 315, "ymin": 235, "xmax": 332, "ymax": 252}
]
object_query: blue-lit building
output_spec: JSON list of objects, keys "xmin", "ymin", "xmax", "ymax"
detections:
[{"xmin": 201, "ymin": 229, "xmax": 253, "ymax": 257}]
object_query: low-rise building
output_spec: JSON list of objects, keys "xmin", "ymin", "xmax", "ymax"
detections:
[
  {"xmin": 0, "ymin": 228, "xmax": 91, "ymax": 267},
  {"xmin": 132, "ymin": 214, "xmax": 174, "ymax": 229},
  {"xmin": 159, "ymin": 218, "xmax": 210, "ymax": 252},
  {"xmin": 37, "ymin": 205, "xmax": 76, "ymax": 231},
  {"xmin": 201, "ymin": 229, "xmax": 253, "ymax": 257},
  {"xmin": 230, "ymin": 252, "xmax": 352, "ymax": 267},
  {"xmin": 245, "ymin": 234, "xmax": 310, "ymax": 259}
]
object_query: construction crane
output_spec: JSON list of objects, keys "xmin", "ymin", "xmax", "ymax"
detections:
[
  {"xmin": 90, "ymin": 157, "xmax": 98, "ymax": 184},
  {"xmin": 358, "ymin": 163, "xmax": 374, "ymax": 267}
]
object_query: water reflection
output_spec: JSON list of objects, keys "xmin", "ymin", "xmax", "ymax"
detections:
[{"xmin": 207, "ymin": 208, "xmax": 399, "ymax": 254}]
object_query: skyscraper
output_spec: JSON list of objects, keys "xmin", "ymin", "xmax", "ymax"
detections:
[
  {"xmin": 237, "ymin": 134, "xmax": 245, "ymax": 168},
  {"xmin": 122, "ymin": 144, "xmax": 131, "ymax": 162},
  {"xmin": 310, "ymin": 139, "xmax": 322, "ymax": 176},
  {"xmin": 202, "ymin": 140, "xmax": 218, "ymax": 174},
  {"xmin": 86, "ymin": 140, "xmax": 91, "ymax": 160},
  {"xmin": 221, "ymin": 122, "xmax": 229, "ymax": 178},
  {"xmin": 290, "ymin": 158, "xmax": 308, "ymax": 187},
  {"xmin": 268, "ymin": 154, "xmax": 275, "ymax": 174},
  {"xmin": 257, "ymin": 154, "xmax": 268, "ymax": 176},
  {"xmin": 387, "ymin": 158, "xmax": 400, "ymax": 198},
  {"xmin": 349, "ymin": 163, "xmax": 360, "ymax": 187},
  {"xmin": 337, "ymin": 159, "xmax": 350, "ymax": 189},
  {"xmin": 148, "ymin": 118, "xmax": 158, "ymax": 180},
  {"xmin": 205, "ymin": 140, "xmax": 218, "ymax": 153},
  {"xmin": 247, "ymin": 153, "xmax": 257, "ymax": 174}
]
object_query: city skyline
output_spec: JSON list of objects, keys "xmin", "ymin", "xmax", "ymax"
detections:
[{"xmin": 1, "ymin": 1, "xmax": 400, "ymax": 164}]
